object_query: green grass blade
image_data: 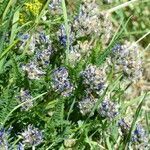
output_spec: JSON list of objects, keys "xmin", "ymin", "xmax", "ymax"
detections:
[{"xmin": 61, "ymin": 0, "xmax": 70, "ymax": 64}]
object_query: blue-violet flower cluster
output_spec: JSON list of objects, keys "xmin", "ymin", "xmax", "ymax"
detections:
[
  {"xmin": 51, "ymin": 67, "xmax": 74, "ymax": 97},
  {"xmin": 21, "ymin": 125, "xmax": 43, "ymax": 147}
]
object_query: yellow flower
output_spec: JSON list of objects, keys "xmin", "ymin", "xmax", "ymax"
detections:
[
  {"xmin": 19, "ymin": 13, "xmax": 26, "ymax": 24},
  {"xmin": 24, "ymin": 0, "xmax": 43, "ymax": 16},
  {"xmin": 19, "ymin": 0, "xmax": 44, "ymax": 24}
]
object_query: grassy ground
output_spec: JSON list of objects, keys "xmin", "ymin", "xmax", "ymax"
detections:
[{"xmin": 0, "ymin": 0, "xmax": 149, "ymax": 149}]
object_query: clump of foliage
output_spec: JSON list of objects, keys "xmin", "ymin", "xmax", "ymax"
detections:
[{"xmin": 0, "ymin": 0, "xmax": 149, "ymax": 149}]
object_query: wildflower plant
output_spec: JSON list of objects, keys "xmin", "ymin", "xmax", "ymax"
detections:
[
  {"xmin": 0, "ymin": 0, "xmax": 149, "ymax": 149},
  {"xmin": 80, "ymin": 64, "xmax": 107, "ymax": 95},
  {"xmin": 78, "ymin": 95, "xmax": 97, "ymax": 116},
  {"xmin": 108, "ymin": 41, "xmax": 143, "ymax": 82},
  {"xmin": 18, "ymin": 89, "xmax": 33, "ymax": 111},
  {"xmin": 51, "ymin": 67, "xmax": 74, "ymax": 97},
  {"xmin": 98, "ymin": 99, "xmax": 119, "ymax": 120},
  {"xmin": 21, "ymin": 124, "xmax": 43, "ymax": 148}
]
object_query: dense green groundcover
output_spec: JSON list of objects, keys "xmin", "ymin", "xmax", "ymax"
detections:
[{"xmin": 0, "ymin": 0, "xmax": 149, "ymax": 149}]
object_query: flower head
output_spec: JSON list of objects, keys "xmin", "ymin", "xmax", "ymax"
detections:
[
  {"xmin": 33, "ymin": 32, "xmax": 53, "ymax": 67},
  {"xmin": 110, "ymin": 42, "xmax": 143, "ymax": 82},
  {"xmin": 132, "ymin": 124, "xmax": 148, "ymax": 144},
  {"xmin": 80, "ymin": 65, "xmax": 107, "ymax": 95},
  {"xmin": 78, "ymin": 95, "xmax": 97, "ymax": 116},
  {"xmin": 67, "ymin": 40, "xmax": 93, "ymax": 66},
  {"xmin": 57, "ymin": 24, "xmax": 75, "ymax": 47},
  {"xmin": 112, "ymin": 44, "xmax": 124, "ymax": 53},
  {"xmin": 131, "ymin": 124, "xmax": 149, "ymax": 149},
  {"xmin": 19, "ymin": 89, "xmax": 33, "ymax": 111},
  {"xmin": 49, "ymin": 0, "xmax": 62, "ymax": 15},
  {"xmin": 24, "ymin": 0, "xmax": 43, "ymax": 16},
  {"xmin": 22, "ymin": 62, "xmax": 45, "ymax": 80},
  {"xmin": 21, "ymin": 125, "xmax": 43, "ymax": 147},
  {"xmin": 17, "ymin": 33, "xmax": 31, "ymax": 53},
  {"xmin": 18, "ymin": 32, "xmax": 53, "ymax": 55},
  {"xmin": 51, "ymin": 67, "xmax": 74, "ymax": 97},
  {"xmin": 98, "ymin": 99, "xmax": 119, "ymax": 120},
  {"xmin": 36, "ymin": 48, "xmax": 52, "ymax": 67},
  {"xmin": 32, "ymin": 32, "xmax": 52, "ymax": 54},
  {"xmin": 73, "ymin": 0, "xmax": 101, "ymax": 38},
  {"xmin": 100, "ymin": 13, "xmax": 114, "ymax": 45}
]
